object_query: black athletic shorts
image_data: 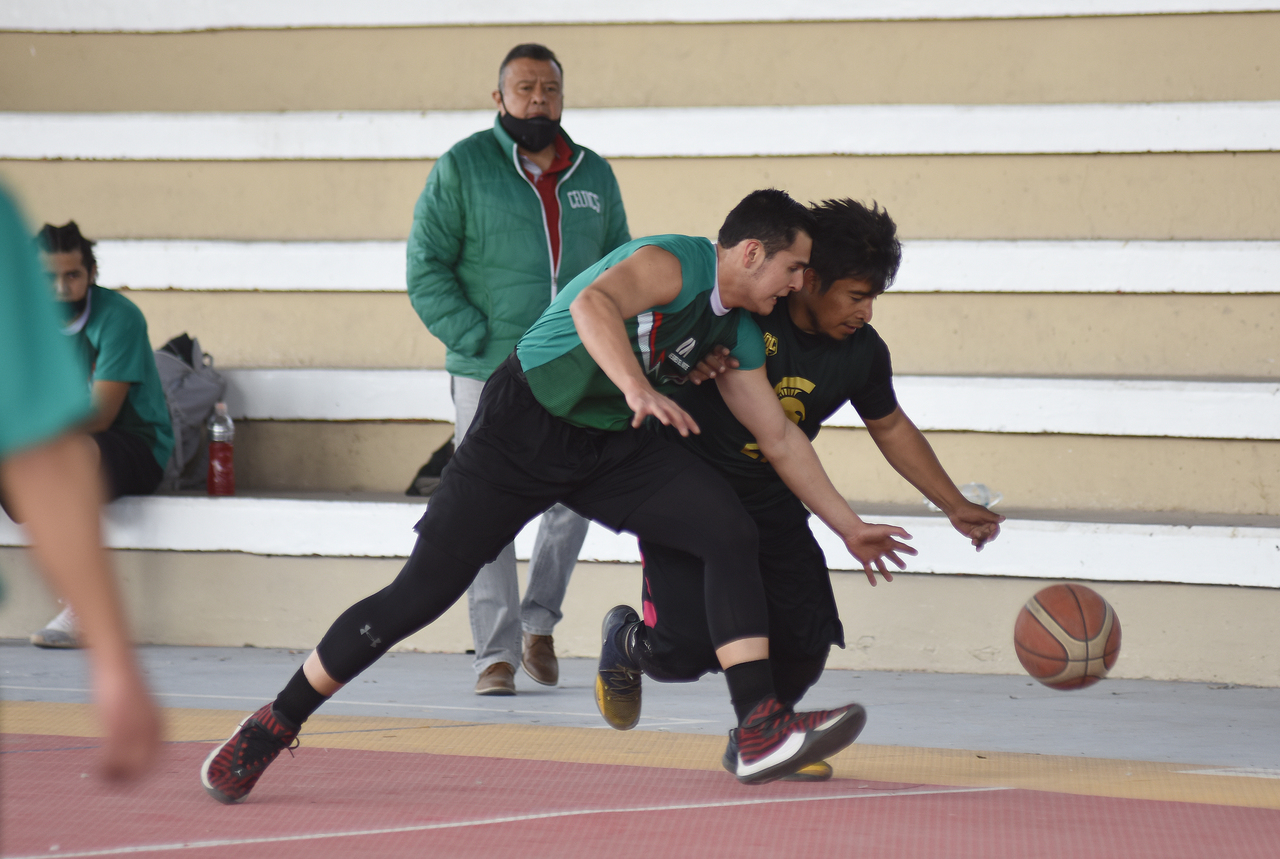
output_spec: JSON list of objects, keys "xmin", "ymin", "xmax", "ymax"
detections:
[
  {"xmin": 416, "ymin": 353, "xmax": 751, "ymax": 569},
  {"xmin": 640, "ymin": 491, "xmax": 845, "ymax": 679},
  {"xmin": 94, "ymin": 428, "xmax": 163, "ymax": 500}
]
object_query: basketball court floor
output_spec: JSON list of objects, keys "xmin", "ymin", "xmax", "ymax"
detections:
[{"xmin": 4, "ymin": 641, "xmax": 1278, "ymax": 858}]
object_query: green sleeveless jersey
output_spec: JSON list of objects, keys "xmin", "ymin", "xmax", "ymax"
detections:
[
  {"xmin": 517, "ymin": 235, "xmax": 765, "ymax": 431},
  {"xmin": 670, "ymin": 299, "xmax": 897, "ymax": 512}
]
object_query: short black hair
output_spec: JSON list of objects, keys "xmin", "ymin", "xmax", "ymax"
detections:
[
  {"xmin": 498, "ymin": 43, "xmax": 563, "ymax": 90},
  {"xmin": 36, "ymin": 221, "xmax": 97, "ymax": 275},
  {"xmin": 807, "ymin": 199, "xmax": 901, "ymax": 294},
  {"xmin": 717, "ymin": 189, "xmax": 815, "ymax": 257}
]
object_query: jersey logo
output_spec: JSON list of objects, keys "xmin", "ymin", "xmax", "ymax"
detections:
[
  {"xmin": 566, "ymin": 190, "xmax": 602, "ymax": 213},
  {"xmin": 675, "ymin": 337, "xmax": 697, "ymax": 357},
  {"xmin": 775, "ymin": 376, "xmax": 816, "ymax": 425},
  {"xmin": 740, "ymin": 376, "xmax": 817, "ymax": 461},
  {"xmin": 763, "ymin": 332, "xmax": 778, "ymax": 356}
]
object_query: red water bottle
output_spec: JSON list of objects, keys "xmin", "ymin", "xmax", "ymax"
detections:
[{"xmin": 207, "ymin": 401, "xmax": 236, "ymax": 496}]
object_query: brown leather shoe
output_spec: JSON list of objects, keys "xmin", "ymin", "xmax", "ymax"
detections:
[
  {"xmin": 521, "ymin": 632, "xmax": 559, "ymax": 686},
  {"xmin": 474, "ymin": 662, "xmax": 516, "ymax": 696}
]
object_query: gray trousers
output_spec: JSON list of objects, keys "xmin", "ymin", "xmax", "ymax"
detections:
[{"xmin": 452, "ymin": 374, "xmax": 591, "ymax": 675}]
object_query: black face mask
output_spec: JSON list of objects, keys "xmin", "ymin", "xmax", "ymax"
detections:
[{"xmin": 499, "ymin": 110, "xmax": 561, "ymax": 153}]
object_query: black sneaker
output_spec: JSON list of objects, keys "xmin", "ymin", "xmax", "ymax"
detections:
[
  {"xmin": 722, "ymin": 733, "xmax": 834, "ymax": 782},
  {"xmin": 595, "ymin": 605, "xmax": 642, "ymax": 730},
  {"xmin": 730, "ymin": 696, "xmax": 865, "ymax": 785},
  {"xmin": 200, "ymin": 703, "xmax": 300, "ymax": 804}
]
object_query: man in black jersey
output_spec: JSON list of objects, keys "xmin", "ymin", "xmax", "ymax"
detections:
[{"xmin": 597, "ymin": 199, "xmax": 1004, "ymax": 779}]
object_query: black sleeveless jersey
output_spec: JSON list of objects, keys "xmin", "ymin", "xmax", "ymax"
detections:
[{"xmin": 668, "ymin": 298, "xmax": 898, "ymax": 513}]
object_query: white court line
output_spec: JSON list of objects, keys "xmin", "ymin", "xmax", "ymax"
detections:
[
  {"xmin": 1181, "ymin": 767, "xmax": 1280, "ymax": 779},
  {"xmin": 0, "ymin": 685, "xmax": 714, "ymax": 725},
  {"xmin": 0, "ymin": 786, "xmax": 1012, "ymax": 859}
]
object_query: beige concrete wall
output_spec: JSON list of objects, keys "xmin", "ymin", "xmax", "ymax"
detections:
[
  {"xmin": 234, "ymin": 421, "xmax": 454, "ymax": 493},
  {"xmin": 874, "ymin": 293, "xmax": 1280, "ymax": 379},
  {"xmin": 4, "ymin": 14, "xmax": 1278, "ymax": 111},
  {"xmin": 7, "ymin": 154, "xmax": 1280, "ymax": 242},
  {"xmin": 4, "ymin": 548, "xmax": 1275, "ymax": 686},
  {"xmin": 127, "ymin": 291, "xmax": 448, "ymax": 369},
  {"xmin": 120, "ymin": 290, "xmax": 1280, "ymax": 378},
  {"xmin": 226, "ymin": 421, "xmax": 1280, "ymax": 516},
  {"xmin": 813, "ymin": 430, "xmax": 1280, "ymax": 517}
]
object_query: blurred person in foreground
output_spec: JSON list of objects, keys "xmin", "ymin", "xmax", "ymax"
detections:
[{"xmin": 0, "ymin": 185, "xmax": 161, "ymax": 779}]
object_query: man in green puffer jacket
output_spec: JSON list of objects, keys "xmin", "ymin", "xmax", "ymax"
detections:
[{"xmin": 406, "ymin": 43, "xmax": 630, "ymax": 696}]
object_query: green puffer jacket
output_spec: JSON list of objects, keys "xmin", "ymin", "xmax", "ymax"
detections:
[{"xmin": 407, "ymin": 116, "xmax": 630, "ymax": 381}]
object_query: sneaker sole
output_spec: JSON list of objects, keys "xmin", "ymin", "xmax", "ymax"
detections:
[
  {"xmin": 721, "ymin": 747, "xmax": 833, "ymax": 782},
  {"xmin": 736, "ymin": 705, "xmax": 867, "ymax": 785},
  {"xmin": 200, "ymin": 715, "xmax": 254, "ymax": 805}
]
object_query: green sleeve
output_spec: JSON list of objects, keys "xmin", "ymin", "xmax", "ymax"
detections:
[
  {"xmin": 729, "ymin": 313, "xmax": 765, "ymax": 371},
  {"xmin": 89, "ymin": 292, "xmax": 151, "ymax": 384},
  {"xmin": 405, "ymin": 151, "xmax": 488, "ymax": 357},
  {"xmin": 0, "ymin": 187, "xmax": 93, "ymax": 458}
]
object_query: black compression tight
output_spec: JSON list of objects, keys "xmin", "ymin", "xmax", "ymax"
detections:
[{"xmin": 314, "ymin": 534, "xmax": 478, "ymax": 684}]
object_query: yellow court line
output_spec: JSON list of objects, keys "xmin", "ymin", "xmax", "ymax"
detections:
[{"xmin": 5, "ymin": 701, "xmax": 1277, "ymax": 811}]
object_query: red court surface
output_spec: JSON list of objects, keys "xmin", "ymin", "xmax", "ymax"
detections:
[{"xmin": 5, "ymin": 722, "xmax": 1280, "ymax": 859}]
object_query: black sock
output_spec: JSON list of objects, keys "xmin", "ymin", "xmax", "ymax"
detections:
[
  {"xmin": 273, "ymin": 666, "xmax": 328, "ymax": 727},
  {"xmin": 724, "ymin": 659, "xmax": 776, "ymax": 725}
]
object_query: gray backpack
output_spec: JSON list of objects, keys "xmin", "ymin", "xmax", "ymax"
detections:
[{"xmin": 154, "ymin": 333, "xmax": 226, "ymax": 491}]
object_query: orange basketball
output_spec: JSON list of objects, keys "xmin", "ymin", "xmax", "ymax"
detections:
[{"xmin": 1013, "ymin": 584, "xmax": 1121, "ymax": 690}]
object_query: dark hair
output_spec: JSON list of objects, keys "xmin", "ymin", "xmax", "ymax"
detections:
[
  {"xmin": 36, "ymin": 221, "xmax": 97, "ymax": 275},
  {"xmin": 717, "ymin": 189, "xmax": 816, "ymax": 257},
  {"xmin": 807, "ymin": 199, "xmax": 901, "ymax": 294},
  {"xmin": 498, "ymin": 43, "xmax": 563, "ymax": 90}
]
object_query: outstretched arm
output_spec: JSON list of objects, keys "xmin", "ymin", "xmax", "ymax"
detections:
[
  {"xmin": 716, "ymin": 365, "xmax": 915, "ymax": 584},
  {"xmin": 1, "ymin": 432, "xmax": 162, "ymax": 779},
  {"xmin": 569, "ymin": 246, "xmax": 700, "ymax": 436},
  {"xmin": 863, "ymin": 406, "xmax": 1004, "ymax": 550}
]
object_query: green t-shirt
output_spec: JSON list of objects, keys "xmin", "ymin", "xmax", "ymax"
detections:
[
  {"xmin": 69, "ymin": 285, "xmax": 174, "ymax": 470},
  {"xmin": 516, "ymin": 234, "xmax": 765, "ymax": 431},
  {"xmin": 0, "ymin": 186, "xmax": 93, "ymax": 459}
]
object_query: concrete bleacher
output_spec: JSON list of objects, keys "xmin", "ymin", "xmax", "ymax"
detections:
[{"xmin": 1, "ymin": 4, "xmax": 1278, "ymax": 686}]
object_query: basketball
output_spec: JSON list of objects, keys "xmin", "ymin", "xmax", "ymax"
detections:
[{"xmin": 1013, "ymin": 584, "xmax": 1121, "ymax": 690}]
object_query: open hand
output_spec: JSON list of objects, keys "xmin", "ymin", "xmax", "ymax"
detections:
[
  {"xmin": 625, "ymin": 386, "xmax": 701, "ymax": 436},
  {"xmin": 844, "ymin": 523, "xmax": 916, "ymax": 586}
]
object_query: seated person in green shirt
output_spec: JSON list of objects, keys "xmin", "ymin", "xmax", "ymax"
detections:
[
  {"xmin": 24, "ymin": 222, "xmax": 174, "ymax": 649},
  {"xmin": 0, "ymin": 186, "xmax": 161, "ymax": 778}
]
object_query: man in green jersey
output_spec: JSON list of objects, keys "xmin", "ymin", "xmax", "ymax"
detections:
[
  {"xmin": 598, "ymin": 199, "xmax": 1004, "ymax": 779},
  {"xmin": 202, "ymin": 190, "xmax": 915, "ymax": 802}
]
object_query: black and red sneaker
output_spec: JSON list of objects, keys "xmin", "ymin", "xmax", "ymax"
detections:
[
  {"xmin": 730, "ymin": 696, "xmax": 866, "ymax": 785},
  {"xmin": 200, "ymin": 703, "xmax": 300, "ymax": 804}
]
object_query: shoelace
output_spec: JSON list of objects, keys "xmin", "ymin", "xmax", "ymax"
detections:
[
  {"xmin": 234, "ymin": 721, "xmax": 300, "ymax": 773},
  {"xmin": 599, "ymin": 665, "xmax": 640, "ymax": 701}
]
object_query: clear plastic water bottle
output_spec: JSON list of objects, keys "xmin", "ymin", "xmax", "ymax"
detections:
[{"xmin": 207, "ymin": 402, "xmax": 236, "ymax": 496}]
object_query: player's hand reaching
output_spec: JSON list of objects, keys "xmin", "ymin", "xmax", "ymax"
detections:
[
  {"xmin": 94, "ymin": 659, "xmax": 163, "ymax": 780},
  {"xmin": 843, "ymin": 523, "xmax": 916, "ymax": 586},
  {"xmin": 948, "ymin": 501, "xmax": 1004, "ymax": 551},
  {"xmin": 624, "ymin": 384, "xmax": 701, "ymax": 436},
  {"xmin": 687, "ymin": 345, "xmax": 740, "ymax": 385}
]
